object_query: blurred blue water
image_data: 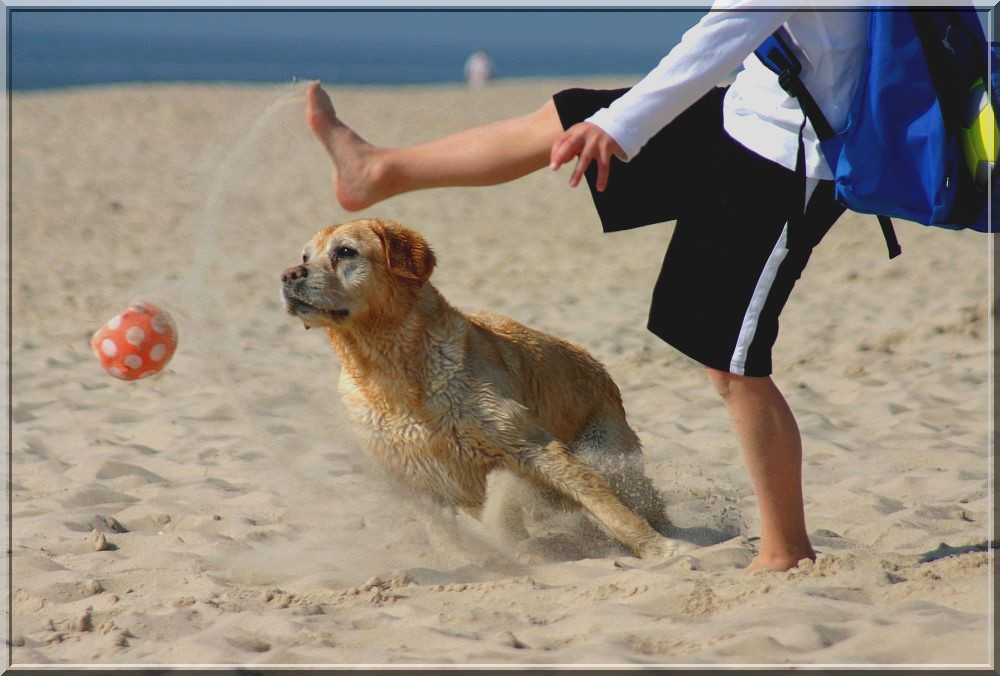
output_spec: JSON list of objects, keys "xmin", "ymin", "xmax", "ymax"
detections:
[{"xmin": 10, "ymin": 10, "xmax": 703, "ymax": 90}]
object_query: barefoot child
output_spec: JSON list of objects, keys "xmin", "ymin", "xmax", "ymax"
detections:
[{"xmin": 304, "ymin": 2, "xmax": 868, "ymax": 572}]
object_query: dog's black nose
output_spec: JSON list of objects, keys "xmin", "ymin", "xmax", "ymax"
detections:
[{"xmin": 281, "ymin": 264, "xmax": 308, "ymax": 283}]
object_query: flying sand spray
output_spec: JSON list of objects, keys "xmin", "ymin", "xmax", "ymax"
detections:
[
  {"xmin": 87, "ymin": 84, "xmax": 304, "ymax": 384},
  {"xmin": 82, "ymin": 82, "xmax": 522, "ymax": 579}
]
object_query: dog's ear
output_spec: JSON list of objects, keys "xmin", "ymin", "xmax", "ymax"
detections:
[{"xmin": 373, "ymin": 221, "xmax": 437, "ymax": 286}]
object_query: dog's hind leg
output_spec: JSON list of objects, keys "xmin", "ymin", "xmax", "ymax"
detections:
[
  {"xmin": 571, "ymin": 416, "xmax": 671, "ymax": 535},
  {"xmin": 509, "ymin": 434, "xmax": 680, "ymax": 559}
]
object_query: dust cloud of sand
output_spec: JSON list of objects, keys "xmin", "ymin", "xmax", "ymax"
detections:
[{"xmin": 119, "ymin": 83, "xmax": 533, "ymax": 590}]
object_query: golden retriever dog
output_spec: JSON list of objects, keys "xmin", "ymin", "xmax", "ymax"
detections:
[{"xmin": 280, "ymin": 218, "xmax": 680, "ymax": 559}]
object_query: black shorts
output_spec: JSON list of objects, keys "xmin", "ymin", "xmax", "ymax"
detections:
[{"xmin": 552, "ymin": 86, "xmax": 846, "ymax": 377}]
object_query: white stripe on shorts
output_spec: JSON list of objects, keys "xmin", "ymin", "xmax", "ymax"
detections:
[{"xmin": 729, "ymin": 178, "xmax": 820, "ymax": 375}]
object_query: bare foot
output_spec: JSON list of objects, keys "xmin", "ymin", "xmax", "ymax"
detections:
[
  {"xmin": 305, "ymin": 82, "xmax": 392, "ymax": 211},
  {"xmin": 746, "ymin": 551, "xmax": 815, "ymax": 573}
]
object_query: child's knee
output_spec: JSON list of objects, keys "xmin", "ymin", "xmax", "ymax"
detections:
[
  {"xmin": 705, "ymin": 367, "xmax": 768, "ymax": 400},
  {"xmin": 706, "ymin": 367, "xmax": 736, "ymax": 399}
]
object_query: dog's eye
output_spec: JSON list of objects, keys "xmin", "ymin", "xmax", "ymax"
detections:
[
  {"xmin": 335, "ymin": 246, "xmax": 358, "ymax": 259},
  {"xmin": 302, "ymin": 253, "xmax": 309, "ymax": 264}
]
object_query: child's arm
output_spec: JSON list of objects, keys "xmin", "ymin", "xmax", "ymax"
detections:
[{"xmin": 552, "ymin": 1, "xmax": 793, "ymax": 189}]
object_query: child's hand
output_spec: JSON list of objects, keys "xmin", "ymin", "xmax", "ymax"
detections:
[{"xmin": 549, "ymin": 122, "xmax": 626, "ymax": 192}]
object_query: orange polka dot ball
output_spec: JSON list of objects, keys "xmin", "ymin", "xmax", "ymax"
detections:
[{"xmin": 91, "ymin": 301, "xmax": 178, "ymax": 381}]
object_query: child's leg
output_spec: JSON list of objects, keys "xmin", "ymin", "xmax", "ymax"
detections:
[
  {"xmin": 305, "ymin": 82, "xmax": 564, "ymax": 211},
  {"xmin": 706, "ymin": 368, "xmax": 815, "ymax": 572}
]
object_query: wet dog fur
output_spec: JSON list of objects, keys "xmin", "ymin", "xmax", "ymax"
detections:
[{"xmin": 281, "ymin": 218, "xmax": 679, "ymax": 558}]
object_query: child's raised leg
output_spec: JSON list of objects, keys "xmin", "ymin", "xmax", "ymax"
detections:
[{"xmin": 305, "ymin": 82, "xmax": 564, "ymax": 211}]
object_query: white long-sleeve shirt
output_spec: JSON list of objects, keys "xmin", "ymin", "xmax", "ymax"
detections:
[{"xmin": 586, "ymin": 1, "xmax": 868, "ymax": 179}]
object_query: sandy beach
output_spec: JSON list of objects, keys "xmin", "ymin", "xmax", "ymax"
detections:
[{"xmin": 8, "ymin": 79, "xmax": 993, "ymax": 667}]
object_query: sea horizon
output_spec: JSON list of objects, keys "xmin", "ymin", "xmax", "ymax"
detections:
[{"xmin": 10, "ymin": 9, "xmax": 703, "ymax": 91}]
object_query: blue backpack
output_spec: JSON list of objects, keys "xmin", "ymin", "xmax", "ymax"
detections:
[{"xmin": 755, "ymin": 9, "xmax": 996, "ymax": 258}]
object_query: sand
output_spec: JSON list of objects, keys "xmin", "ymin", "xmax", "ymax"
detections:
[{"xmin": 8, "ymin": 79, "xmax": 994, "ymax": 667}]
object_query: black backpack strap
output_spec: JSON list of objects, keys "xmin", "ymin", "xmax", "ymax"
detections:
[
  {"xmin": 757, "ymin": 26, "xmax": 902, "ymax": 259},
  {"xmin": 877, "ymin": 215, "xmax": 903, "ymax": 259},
  {"xmin": 756, "ymin": 27, "xmax": 836, "ymax": 141},
  {"xmin": 778, "ymin": 70, "xmax": 836, "ymax": 142}
]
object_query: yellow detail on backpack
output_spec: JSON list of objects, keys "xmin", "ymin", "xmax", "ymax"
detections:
[{"xmin": 959, "ymin": 77, "xmax": 998, "ymax": 192}]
